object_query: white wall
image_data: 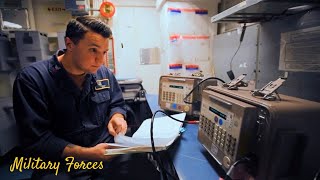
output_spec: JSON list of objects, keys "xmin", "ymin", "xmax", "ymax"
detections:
[
  {"xmin": 112, "ymin": 0, "xmax": 218, "ymax": 94},
  {"xmin": 111, "ymin": 0, "xmax": 162, "ymax": 94}
]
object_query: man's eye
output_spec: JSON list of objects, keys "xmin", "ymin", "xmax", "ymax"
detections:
[
  {"xmin": 89, "ymin": 48, "xmax": 97, "ymax": 53},
  {"xmin": 103, "ymin": 51, "xmax": 108, "ymax": 55}
]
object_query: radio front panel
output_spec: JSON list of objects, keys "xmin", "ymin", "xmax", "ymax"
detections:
[
  {"xmin": 198, "ymin": 89, "xmax": 257, "ymax": 170},
  {"xmin": 159, "ymin": 76, "xmax": 201, "ymax": 115}
]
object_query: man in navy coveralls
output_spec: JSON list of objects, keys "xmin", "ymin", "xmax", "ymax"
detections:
[{"xmin": 13, "ymin": 16, "xmax": 160, "ymax": 180}]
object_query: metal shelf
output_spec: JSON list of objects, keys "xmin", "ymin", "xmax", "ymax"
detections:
[{"xmin": 211, "ymin": 0, "xmax": 320, "ymax": 23}]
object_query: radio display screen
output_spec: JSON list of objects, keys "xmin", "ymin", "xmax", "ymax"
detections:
[
  {"xmin": 169, "ymin": 85, "xmax": 184, "ymax": 89},
  {"xmin": 209, "ymin": 107, "xmax": 226, "ymax": 119}
]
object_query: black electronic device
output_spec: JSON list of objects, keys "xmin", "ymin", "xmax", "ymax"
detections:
[{"xmin": 118, "ymin": 78, "xmax": 153, "ymax": 135}]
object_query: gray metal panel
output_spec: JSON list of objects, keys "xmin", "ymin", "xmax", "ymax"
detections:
[
  {"xmin": 0, "ymin": 8, "xmax": 30, "ymax": 30},
  {"xmin": 0, "ymin": 33, "xmax": 11, "ymax": 71},
  {"xmin": 65, "ymin": 0, "xmax": 89, "ymax": 16},
  {"xmin": 0, "ymin": 97, "xmax": 18, "ymax": 156},
  {"xmin": 212, "ymin": 0, "xmax": 320, "ymax": 23},
  {"xmin": 15, "ymin": 31, "xmax": 49, "ymax": 51},
  {"xmin": 0, "ymin": 72, "xmax": 14, "ymax": 97},
  {"xmin": 257, "ymin": 10, "xmax": 320, "ymax": 102},
  {"xmin": 57, "ymin": 32, "xmax": 66, "ymax": 49},
  {"xmin": 279, "ymin": 26, "xmax": 320, "ymax": 72},
  {"xmin": 0, "ymin": 0, "xmax": 22, "ymax": 8},
  {"xmin": 213, "ymin": 24, "xmax": 259, "ymax": 83}
]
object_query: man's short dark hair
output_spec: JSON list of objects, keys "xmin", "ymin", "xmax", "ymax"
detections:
[{"xmin": 65, "ymin": 16, "xmax": 112, "ymax": 44}]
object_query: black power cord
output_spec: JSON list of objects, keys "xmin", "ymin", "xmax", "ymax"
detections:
[
  {"xmin": 150, "ymin": 110, "xmax": 200, "ymax": 180},
  {"xmin": 183, "ymin": 77, "xmax": 226, "ymax": 104},
  {"xmin": 227, "ymin": 23, "xmax": 247, "ymax": 80},
  {"xmin": 224, "ymin": 156, "xmax": 258, "ymax": 180}
]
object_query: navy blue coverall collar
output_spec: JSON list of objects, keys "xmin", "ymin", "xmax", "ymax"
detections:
[{"xmin": 48, "ymin": 49, "xmax": 96, "ymax": 99}]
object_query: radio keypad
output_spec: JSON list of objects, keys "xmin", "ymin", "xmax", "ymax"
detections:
[
  {"xmin": 225, "ymin": 134, "xmax": 237, "ymax": 157},
  {"xmin": 200, "ymin": 115, "xmax": 238, "ymax": 156}
]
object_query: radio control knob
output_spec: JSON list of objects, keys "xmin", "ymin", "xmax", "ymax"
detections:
[{"xmin": 223, "ymin": 156, "xmax": 231, "ymax": 169}]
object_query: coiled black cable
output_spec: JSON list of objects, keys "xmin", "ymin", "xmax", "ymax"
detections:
[{"xmin": 183, "ymin": 77, "xmax": 225, "ymax": 104}]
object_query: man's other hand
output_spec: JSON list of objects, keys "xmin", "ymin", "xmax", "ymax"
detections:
[
  {"xmin": 107, "ymin": 113, "xmax": 127, "ymax": 136},
  {"xmin": 86, "ymin": 143, "xmax": 114, "ymax": 161},
  {"xmin": 63, "ymin": 143, "xmax": 114, "ymax": 161}
]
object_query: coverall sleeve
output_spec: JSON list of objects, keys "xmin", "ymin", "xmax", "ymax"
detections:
[
  {"xmin": 107, "ymin": 71, "xmax": 127, "ymax": 120},
  {"xmin": 13, "ymin": 73, "xmax": 69, "ymax": 160}
]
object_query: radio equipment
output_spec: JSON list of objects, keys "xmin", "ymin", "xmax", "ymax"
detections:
[{"xmin": 198, "ymin": 86, "xmax": 320, "ymax": 179}]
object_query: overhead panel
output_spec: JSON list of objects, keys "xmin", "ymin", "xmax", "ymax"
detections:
[{"xmin": 212, "ymin": 0, "xmax": 320, "ymax": 23}]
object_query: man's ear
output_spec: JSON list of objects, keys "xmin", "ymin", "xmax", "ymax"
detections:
[{"xmin": 65, "ymin": 37, "xmax": 74, "ymax": 52}]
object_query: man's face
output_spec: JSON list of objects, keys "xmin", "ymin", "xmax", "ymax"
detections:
[{"xmin": 70, "ymin": 31, "xmax": 109, "ymax": 74}]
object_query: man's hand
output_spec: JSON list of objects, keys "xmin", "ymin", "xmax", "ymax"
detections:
[
  {"xmin": 62, "ymin": 143, "xmax": 114, "ymax": 161},
  {"xmin": 85, "ymin": 143, "xmax": 114, "ymax": 161},
  {"xmin": 107, "ymin": 113, "xmax": 127, "ymax": 136}
]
